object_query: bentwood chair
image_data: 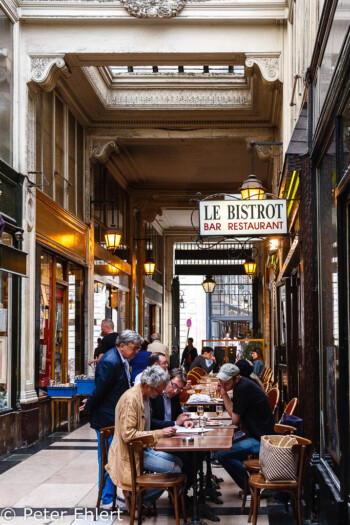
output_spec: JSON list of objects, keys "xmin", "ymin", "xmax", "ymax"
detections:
[
  {"xmin": 279, "ymin": 397, "xmax": 298, "ymax": 423},
  {"xmin": 241, "ymin": 423, "xmax": 297, "ymax": 514},
  {"xmin": 249, "ymin": 436, "xmax": 312, "ymax": 525},
  {"xmin": 266, "ymin": 386, "xmax": 280, "ymax": 415},
  {"xmin": 260, "ymin": 367, "xmax": 273, "ymax": 384},
  {"xmin": 127, "ymin": 434, "xmax": 187, "ymax": 525},
  {"xmin": 95, "ymin": 426, "xmax": 117, "ymax": 519},
  {"xmin": 192, "ymin": 367, "xmax": 207, "ymax": 377},
  {"xmin": 187, "ymin": 372, "xmax": 200, "ymax": 385}
]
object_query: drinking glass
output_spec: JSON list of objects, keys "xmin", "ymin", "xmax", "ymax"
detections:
[
  {"xmin": 199, "ymin": 417, "xmax": 206, "ymax": 429},
  {"xmin": 216, "ymin": 405, "xmax": 223, "ymax": 418},
  {"xmin": 195, "ymin": 386, "xmax": 201, "ymax": 394},
  {"xmin": 197, "ymin": 405, "xmax": 204, "ymax": 417}
]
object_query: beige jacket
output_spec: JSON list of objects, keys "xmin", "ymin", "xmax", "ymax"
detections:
[
  {"xmin": 147, "ymin": 339, "xmax": 168, "ymax": 356},
  {"xmin": 105, "ymin": 384, "xmax": 164, "ymax": 491}
]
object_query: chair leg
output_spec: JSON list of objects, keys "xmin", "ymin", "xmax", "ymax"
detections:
[
  {"xmin": 296, "ymin": 491, "xmax": 302, "ymax": 525},
  {"xmin": 112, "ymin": 484, "xmax": 117, "ymax": 511},
  {"xmin": 241, "ymin": 468, "xmax": 249, "ymax": 512},
  {"xmin": 173, "ymin": 487, "xmax": 180, "ymax": 525},
  {"xmin": 252, "ymin": 487, "xmax": 259, "ymax": 525},
  {"xmin": 137, "ymin": 492, "xmax": 142, "ymax": 525},
  {"xmin": 129, "ymin": 491, "xmax": 136, "ymax": 525},
  {"xmin": 180, "ymin": 487, "xmax": 187, "ymax": 523},
  {"xmin": 95, "ymin": 472, "xmax": 106, "ymax": 521}
]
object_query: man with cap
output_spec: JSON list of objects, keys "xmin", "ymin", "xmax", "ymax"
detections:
[
  {"xmin": 235, "ymin": 359, "xmax": 264, "ymax": 390},
  {"xmin": 215, "ymin": 363, "xmax": 275, "ymax": 491}
]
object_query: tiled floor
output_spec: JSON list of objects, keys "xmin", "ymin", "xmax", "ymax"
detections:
[{"xmin": 0, "ymin": 423, "xmax": 282, "ymax": 525}]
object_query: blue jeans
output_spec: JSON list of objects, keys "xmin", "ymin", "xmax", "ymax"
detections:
[
  {"xmin": 216, "ymin": 437, "xmax": 260, "ymax": 490},
  {"xmin": 96, "ymin": 430, "xmax": 115, "ymax": 504},
  {"xmin": 142, "ymin": 449, "xmax": 183, "ymax": 506}
]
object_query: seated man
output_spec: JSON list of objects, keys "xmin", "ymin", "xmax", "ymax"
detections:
[
  {"xmin": 150, "ymin": 368, "xmax": 193, "ymax": 429},
  {"xmin": 215, "ymin": 363, "xmax": 275, "ymax": 491},
  {"xmin": 134, "ymin": 352, "xmax": 168, "ymax": 385},
  {"xmin": 106, "ymin": 366, "xmax": 182, "ymax": 512},
  {"xmin": 189, "ymin": 346, "xmax": 216, "ymax": 374}
]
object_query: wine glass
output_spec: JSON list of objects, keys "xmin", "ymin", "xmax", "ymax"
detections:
[
  {"xmin": 197, "ymin": 405, "xmax": 204, "ymax": 418},
  {"xmin": 216, "ymin": 405, "xmax": 223, "ymax": 418}
]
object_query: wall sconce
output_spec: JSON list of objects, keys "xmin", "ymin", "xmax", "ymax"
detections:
[
  {"xmin": 68, "ymin": 292, "xmax": 75, "ymax": 310},
  {"xmin": 244, "ymin": 258, "xmax": 257, "ymax": 276},
  {"xmin": 108, "ymin": 264, "xmax": 119, "ymax": 275},
  {"xmin": 179, "ymin": 290, "xmax": 185, "ymax": 309},
  {"xmin": 91, "ymin": 198, "xmax": 122, "ymax": 252},
  {"xmin": 134, "ymin": 230, "xmax": 156, "ymax": 277},
  {"xmin": 202, "ymin": 275, "xmax": 217, "ymax": 293}
]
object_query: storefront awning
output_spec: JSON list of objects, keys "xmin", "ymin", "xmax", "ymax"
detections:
[{"xmin": 0, "ymin": 244, "xmax": 27, "ymax": 277}]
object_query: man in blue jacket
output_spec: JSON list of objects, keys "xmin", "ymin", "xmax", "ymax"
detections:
[{"xmin": 81, "ymin": 329, "xmax": 142, "ymax": 508}]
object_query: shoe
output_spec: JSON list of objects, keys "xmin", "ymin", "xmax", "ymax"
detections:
[
  {"xmin": 238, "ymin": 490, "xmax": 251, "ymax": 501},
  {"xmin": 101, "ymin": 497, "xmax": 127, "ymax": 511}
]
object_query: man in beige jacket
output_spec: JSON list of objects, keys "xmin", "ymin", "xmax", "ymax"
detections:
[{"xmin": 106, "ymin": 366, "xmax": 182, "ymax": 510}]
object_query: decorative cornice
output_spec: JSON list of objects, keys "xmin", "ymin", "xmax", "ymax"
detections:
[
  {"xmin": 89, "ymin": 139, "xmax": 120, "ymax": 164},
  {"xmin": 29, "ymin": 56, "xmax": 71, "ymax": 94},
  {"xmin": 0, "ymin": 0, "xmax": 20, "ymax": 23},
  {"xmin": 120, "ymin": 0, "xmax": 186, "ymax": 18},
  {"xmin": 245, "ymin": 53, "xmax": 282, "ymax": 83}
]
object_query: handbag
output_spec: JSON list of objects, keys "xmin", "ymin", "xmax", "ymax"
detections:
[{"xmin": 259, "ymin": 435, "xmax": 299, "ymax": 481}]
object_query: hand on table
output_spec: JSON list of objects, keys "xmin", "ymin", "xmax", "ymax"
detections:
[
  {"xmin": 163, "ymin": 427, "xmax": 177, "ymax": 437},
  {"xmin": 176, "ymin": 413, "xmax": 190, "ymax": 426},
  {"xmin": 183, "ymin": 419, "xmax": 194, "ymax": 428}
]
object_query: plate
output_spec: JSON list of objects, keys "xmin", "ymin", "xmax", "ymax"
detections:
[{"xmin": 206, "ymin": 420, "xmax": 222, "ymax": 426}]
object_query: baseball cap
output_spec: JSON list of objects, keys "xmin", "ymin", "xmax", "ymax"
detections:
[{"xmin": 217, "ymin": 364, "xmax": 240, "ymax": 382}]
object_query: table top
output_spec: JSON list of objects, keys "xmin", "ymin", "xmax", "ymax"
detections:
[
  {"xmin": 154, "ymin": 428, "xmax": 234, "ymax": 452},
  {"xmin": 185, "ymin": 399, "xmax": 224, "ymax": 406}
]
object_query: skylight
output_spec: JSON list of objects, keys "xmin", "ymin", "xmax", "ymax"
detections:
[{"xmin": 108, "ymin": 65, "xmax": 245, "ymax": 77}]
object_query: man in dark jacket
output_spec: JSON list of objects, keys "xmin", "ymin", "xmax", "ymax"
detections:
[
  {"xmin": 181, "ymin": 337, "xmax": 198, "ymax": 372},
  {"xmin": 189, "ymin": 346, "xmax": 216, "ymax": 374},
  {"xmin": 150, "ymin": 368, "xmax": 193, "ymax": 429},
  {"xmin": 81, "ymin": 329, "xmax": 142, "ymax": 508}
]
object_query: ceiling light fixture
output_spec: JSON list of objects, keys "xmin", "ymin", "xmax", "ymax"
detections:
[{"xmin": 202, "ymin": 275, "xmax": 217, "ymax": 293}]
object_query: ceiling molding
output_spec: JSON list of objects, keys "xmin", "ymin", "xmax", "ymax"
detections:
[{"xmin": 28, "ymin": 56, "xmax": 71, "ymax": 94}]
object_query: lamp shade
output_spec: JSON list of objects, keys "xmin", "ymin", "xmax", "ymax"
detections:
[
  {"xmin": 239, "ymin": 174, "xmax": 266, "ymax": 200},
  {"xmin": 244, "ymin": 258, "xmax": 257, "ymax": 275},
  {"xmin": 104, "ymin": 229, "xmax": 122, "ymax": 251},
  {"xmin": 202, "ymin": 275, "xmax": 217, "ymax": 293},
  {"xmin": 144, "ymin": 257, "xmax": 156, "ymax": 276}
]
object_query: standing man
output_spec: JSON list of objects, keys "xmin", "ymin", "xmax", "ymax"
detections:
[
  {"xmin": 106, "ymin": 366, "xmax": 182, "ymax": 512},
  {"xmin": 181, "ymin": 337, "xmax": 198, "ymax": 372},
  {"xmin": 215, "ymin": 364, "xmax": 275, "ymax": 491},
  {"xmin": 147, "ymin": 332, "xmax": 168, "ymax": 356},
  {"xmin": 81, "ymin": 330, "xmax": 142, "ymax": 509},
  {"xmin": 88, "ymin": 319, "xmax": 119, "ymax": 366}
]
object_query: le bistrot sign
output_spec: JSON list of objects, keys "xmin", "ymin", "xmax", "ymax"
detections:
[{"xmin": 199, "ymin": 199, "xmax": 287, "ymax": 237}]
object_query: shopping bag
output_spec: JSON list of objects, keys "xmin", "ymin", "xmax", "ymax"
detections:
[{"xmin": 259, "ymin": 435, "xmax": 299, "ymax": 481}]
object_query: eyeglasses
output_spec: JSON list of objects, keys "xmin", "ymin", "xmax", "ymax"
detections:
[{"xmin": 170, "ymin": 381, "xmax": 184, "ymax": 392}]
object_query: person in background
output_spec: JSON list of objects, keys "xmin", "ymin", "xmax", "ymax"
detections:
[
  {"xmin": 134, "ymin": 352, "xmax": 168, "ymax": 385},
  {"xmin": 147, "ymin": 332, "xmax": 168, "ymax": 355},
  {"xmin": 235, "ymin": 359, "xmax": 264, "ymax": 390},
  {"xmin": 80, "ymin": 330, "xmax": 142, "ymax": 509},
  {"xmin": 216, "ymin": 364, "xmax": 275, "ymax": 491},
  {"xmin": 130, "ymin": 339, "xmax": 151, "ymax": 383},
  {"xmin": 189, "ymin": 346, "xmax": 216, "ymax": 374},
  {"xmin": 181, "ymin": 337, "xmax": 198, "ymax": 372},
  {"xmin": 88, "ymin": 319, "xmax": 119, "ymax": 366},
  {"xmin": 251, "ymin": 348, "xmax": 265, "ymax": 378},
  {"xmin": 94, "ymin": 337, "xmax": 102, "ymax": 360},
  {"xmin": 106, "ymin": 366, "xmax": 182, "ymax": 514}
]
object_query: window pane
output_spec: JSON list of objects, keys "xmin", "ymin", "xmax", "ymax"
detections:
[
  {"xmin": 68, "ymin": 266, "xmax": 84, "ymax": 380},
  {"xmin": 318, "ymin": 133, "xmax": 341, "ymax": 473},
  {"xmin": 42, "ymin": 92, "xmax": 54, "ymax": 197},
  {"xmin": 77, "ymin": 122, "xmax": 84, "ymax": 219},
  {"xmin": 0, "ymin": 10, "xmax": 13, "ymax": 166},
  {"xmin": 39, "ymin": 253, "xmax": 53, "ymax": 388},
  {"xmin": 0, "ymin": 271, "xmax": 10, "ymax": 411},
  {"xmin": 68, "ymin": 111, "xmax": 76, "ymax": 215},
  {"xmin": 55, "ymin": 96, "xmax": 64, "ymax": 206}
]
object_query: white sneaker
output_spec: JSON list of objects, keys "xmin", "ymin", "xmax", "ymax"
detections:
[{"xmin": 101, "ymin": 498, "xmax": 126, "ymax": 511}]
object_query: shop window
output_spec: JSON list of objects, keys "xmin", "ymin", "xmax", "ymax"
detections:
[
  {"xmin": 317, "ymin": 132, "xmax": 341, "ymax": 478},
  {"xmin": 68, "ymin": 266, "xmax": 84, "ymax": 380},
  {"xmin": 0, "ymin": 271, "xmax": 10, "ymax": 412},
  {"xmin": 0, "ymin": 9, "xmax": 13, "ymax": 166},
  {"xmin": 39, "ymin": 253, "xmax": 54, "ymax": 388},
  {"xmin": 340, "ymin": 96, "xmax": 350, "ymax": 178},
  {"xmin": 35, "ymin": 92, "xmax": 85, "ymax": 219}
]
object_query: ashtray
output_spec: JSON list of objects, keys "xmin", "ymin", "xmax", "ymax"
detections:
[{"xmin": 182, "ymin": 436, "xmax": 194, "ymax": 444}]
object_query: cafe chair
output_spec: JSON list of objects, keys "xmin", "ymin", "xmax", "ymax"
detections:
[
  {"xmin": 187, "ymin": 372, "xmax": 200, "ymax": 385},
  {"xmin": 95, "ymin": 426, "xmax": 117, "ymax": 519},
  {"xmin": 127, "ymin": 434, "xmax": 187, "ymax": 525},
  {"xmin": 241, "ymin": 423, "xmax": 297, "ymax": 515},
  {"xmin": 192, "ymin": 367, "xmax": 207, "ymax": 377},
  {"xmin": 279, "ymin": 397, "xmax": 298, "ymax": 423},
  {"xmin": 248, "ymin": 435, "xmax": 312, "ymax": 525},
  {"xmin": 266, "ymin": 386, "xmax": 280, "ymax": 415},
  {"xmin": 262, "ymin": 381, "xmax": 270, "ymax": 392},
  {"xmin": 260, "ymin": 367, "xmax": 273, "ymax": 384}
]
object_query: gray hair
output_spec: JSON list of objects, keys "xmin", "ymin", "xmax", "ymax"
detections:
[
  {"xmin": 116, "ymin": 330, "xmax": 143, "ymax": 347},
  {"xmin": 151, "ymin": 332, "xmax": 161, "ymax": 342},
  {"xmin": 102, "ymin": 319, "xmax": 114, "ymax": 330},
  {"xmin": 169, "ymin": 368, "xmax": 187, "ymax": 385},
  {"xmin": 141, "ymin": 365, "xmax": 169, "ymax": 388}
]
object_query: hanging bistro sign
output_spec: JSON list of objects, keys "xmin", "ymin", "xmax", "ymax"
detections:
[{"xmin": 199, "ymin": 199, "xmax": 288, "ymax": 236}]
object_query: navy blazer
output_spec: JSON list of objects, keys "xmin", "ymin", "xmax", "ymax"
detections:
[
  {"xmin": 150, "ymin": 394, "xmax": 183, "ymax": 429},
  {"xmin": 84, "ymin": 347, "xmax": 130, "ymax": 430}
]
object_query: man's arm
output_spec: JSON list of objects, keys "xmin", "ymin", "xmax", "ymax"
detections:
[
  {"xmin": 84, "ymin": 359, "xmax": 116, "ymax": 412},
  {"xmin": 218, "ymin": 383, "xmax": 241, "ymax": 425}
]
